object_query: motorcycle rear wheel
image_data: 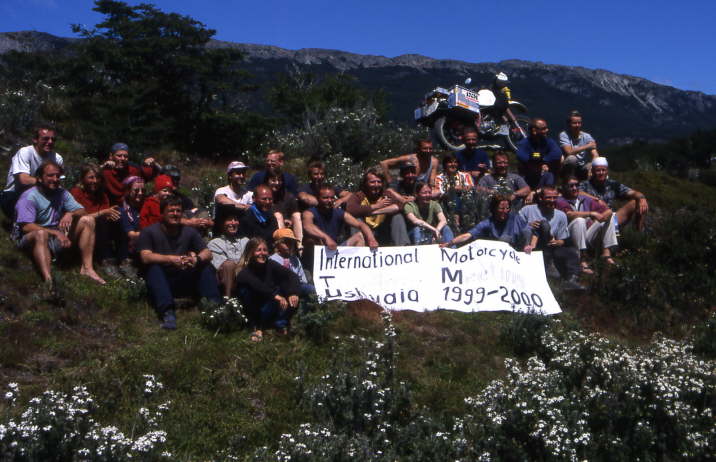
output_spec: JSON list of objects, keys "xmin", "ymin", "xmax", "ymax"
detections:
[{"xmin": 433, "ymin": 116, "xmax": 467, "ymax": 151}]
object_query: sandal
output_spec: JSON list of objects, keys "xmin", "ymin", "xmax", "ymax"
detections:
[
  {"xmin": 580, "ymin": 262, "xmax": 594, "ymax": 275},
  {"xmin": 250, "ymin": 330, "xmax": 263, "ymax": 342}
]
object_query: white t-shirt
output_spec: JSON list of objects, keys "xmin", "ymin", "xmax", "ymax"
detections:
[
  {"xmin": 214, "ymin": 185, "xmax": 253, "ymax": 206},
  {"xmin": 4, "ymin": 146, "xmax": 64, "ymax": 193}
]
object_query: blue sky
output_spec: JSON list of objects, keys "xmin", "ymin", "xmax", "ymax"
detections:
[{"xmin": 1, "ymin": 0, "xmax": 714, "ymax": 95}]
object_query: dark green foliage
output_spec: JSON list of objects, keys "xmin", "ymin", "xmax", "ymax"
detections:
[
  {"xmin": 294, "ymin": 296, "xmax": 340, "ymax": 344},
  {"xmin": 693, "ymin": 313, "xmax": 716, "ymax": 359},
  {"xmin": 499, "ymin": 307, "xmax": 552, "ymax": 357},
  {"xmin": 595, "ymin": 207, "xmax": 716, "ymax": 331}
]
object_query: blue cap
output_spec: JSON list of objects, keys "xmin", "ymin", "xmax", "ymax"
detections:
[{"xmin": 111, "ymin": 142, "xmax": 129, "ymax": 153}]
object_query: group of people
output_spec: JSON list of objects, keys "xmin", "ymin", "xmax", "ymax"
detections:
[{"xmin": 1, "ymin": 112, "xmax": 648, "ymax": 337}]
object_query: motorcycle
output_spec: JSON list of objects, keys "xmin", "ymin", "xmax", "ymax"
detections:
[{"xmin": 414, "ymin": 75, "xmax": 529, "ymax": 151}]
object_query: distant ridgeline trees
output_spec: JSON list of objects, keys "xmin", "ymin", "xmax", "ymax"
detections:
[
  {"xmin": 0, "ymin": 0, "xmax": 273, "ymax": 157},
  {"xmin": 605, "ymin": 127, "xmax": 716, "ymax": 172}
]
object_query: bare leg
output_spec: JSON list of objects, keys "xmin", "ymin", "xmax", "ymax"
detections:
[
  {"xmin": 616, "ymin": 199, "xmax": 645, "ymax": 231},
  {"xmin": 73, "ymin": 215, "xmax": 105, "ymax": 284},
  {"xmin": 27, "ymin": 229, "xmax": 53, "ymax": 282},
  {"xmin": 218, "ymin": 260, "xmax": 239, "ymax": 297},
  {"xmin": 346, "ymin": 231, "xmax": 365, "ymax": 246}
]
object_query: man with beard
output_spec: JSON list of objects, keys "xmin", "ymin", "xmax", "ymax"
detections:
[
  {"xmin": 556, "ymin": 176, "xmax": 617, "ymax": 273},
  {"xmin": 138, "ymin": 195, "xmax": 221, "ymax": 330},
  {"xmin": 2, "ymin": 125, "xmax": 64, "ymax": 218},
  {"xmin": 297, "ymin": 160, "xmax": 349, "ymax": 209},
  {"xmin": 239, "ymin": 184, "xmax": 280, "ymax": 249},
  {"xmin": 303, "ymin": 184, "xmax": 378, "ymax": 250},
  {"xmin": 579, "ymin": 157, "xmax": 648, "ymax": 231},
  {"xmin": 379, "ymin": 139, "xmax": 439, "ymax": 187},
  {"xmin": 101, "ymin": 143, "xmax": 159, "ymax": 205},
  {"xmin": 478, "ymin": 151, "xmax": 531, "ymax": 209},
  {"xmin": 516, "ymin": 118, "xmax": 563, "ymax": 174},
  {"xmin": 346, "ymin": 168, "xmax": 409, "ymax": 246},
  {"xmin": 519, "ymin": 186, "xmax": 585, "ymax": 290},
  {"xmin": 455, "ymin": 127, "xmax": 491, "ymax": 184},
  {"xmin": 247, "ymin": 150, "xmax": 299, "ymax": 195},
  {"xmin": 13, "ymin": 161, "xmax": 105, "ymax": 290}
]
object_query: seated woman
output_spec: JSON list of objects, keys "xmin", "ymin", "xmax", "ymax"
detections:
[
  {"xmin": 235, "ymin": 237, "xmax": 300, "ymax": 342},
  {"xmin": 207, "ymin": 209, "xmax": 249, "ymax": 298},
  {"xmin": 118, "ymin": 175, "xmax": 145, "ymax": 277},
  {"xmin": 139, "ymin": 174, "xmax": 174, "ymax": 229},
  {"xmin": 404, "ymin": 182, "xmax": 454, "ymax": 245},
  {"xmin": 70, "ymin": 163, "xmax": 122, "ymax": 275},
  {"xmin": 264, "ymin": 171, "xmax": 303, "ymax": 246},
  {"xmin": 441, "ymin": 194, "xmax": 534, "ymax": 253}
]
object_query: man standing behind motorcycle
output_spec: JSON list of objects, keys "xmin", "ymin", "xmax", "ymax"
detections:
[
  {"xmin": 379, "ymin": 139, "xmax": 438, "ymax": 187},
  {"xmin": 516, "ymin": 118, "xmax": 563, "ymax": 174},
  {"xmin": 455, "ymin": 127, "xmax": 491, "ymax": 184}
]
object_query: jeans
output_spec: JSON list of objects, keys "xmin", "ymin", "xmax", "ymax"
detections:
[
  {"xmin": 144, "ymin": 263, "xmax": 221, "ymax": 315},
  {"xmin": 534, "ymin": 220, "xmax": 580, "ymax": 279},
  {"xmin": 238, "ymin": 287, "xmax": 296, "ymax": 330},
  {"xmin": 409, "ymin": 225, "xmax": 455, "ymax": 245}
]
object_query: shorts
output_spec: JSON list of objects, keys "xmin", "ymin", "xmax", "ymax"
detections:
[{"xmin": 17, "ymin": 228, "xmax": 69, "ymax": 258}]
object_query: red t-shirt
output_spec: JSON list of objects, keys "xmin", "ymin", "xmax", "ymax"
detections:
[
  {"xmin": 69, "ymin": 186, "xmax": 110, "ymax": 214},
  {"xmin": 139, "ymin": 196, "xmax": 162, "ymax": 229},
  {"xmin": 102, "ymin": 163, "xmax": 156, "ymax": 206}
]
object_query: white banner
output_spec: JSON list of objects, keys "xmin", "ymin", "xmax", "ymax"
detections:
[{"xmin": 312, "ymin": 240, "xmax": 561, "ymax": 315}]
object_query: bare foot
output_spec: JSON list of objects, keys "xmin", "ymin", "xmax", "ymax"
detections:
[
  {"xmin": 250, "ymin": 330, "xmax": 263, "ymax": 342},
  {"xmin": 80, "ymin": 267, "xmax": 107, "ymax": 284}
]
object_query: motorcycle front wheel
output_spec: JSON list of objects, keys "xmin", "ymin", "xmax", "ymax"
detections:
[
  {"xmin": 432, "ymin": 116, "xmax": 468, "ymax": 151},
  {"xmin": 505, "ymin": 115, "xmax": 530, "ymax": 152}
]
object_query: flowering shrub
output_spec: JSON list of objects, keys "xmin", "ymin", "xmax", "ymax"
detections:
[
  {"xmin": 258, "ymin": 107, "xmax": 422, "ymax": 168},
  {"xmin": 461, "ymin": 323, "xmax": 716, "ymax": 461},
  {"xmin": 1, "ymin": 375, "xmax": 171, "ymax": 461},
  {"xmin": 200, "ymin": 297, "xmax": 248, "ymax": 334}
]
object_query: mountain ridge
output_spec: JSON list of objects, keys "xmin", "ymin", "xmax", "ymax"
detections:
[{"xmin": 2, "ymin": 30, "xmax": 715, "ymax": 144}]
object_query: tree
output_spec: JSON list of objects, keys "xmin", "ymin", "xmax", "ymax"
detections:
[{"xmin": 62, "ymin": 0, "xmax": 265, "ymax": 156}]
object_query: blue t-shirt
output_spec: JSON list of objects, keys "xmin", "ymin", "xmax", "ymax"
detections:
[
  {"xmin": 14, "ymin": 186, "xmax": 82, "ymax": 233},
  {"xmin": 456, "ymin": 148, "xmax": 490, "ymax": 173},
  {"xmin": 516, "ymin": 137, "xmax": 562, "ymax": 164},
  {"xmin": 467, "ymin": 213, "xmax": 530, "ymax": 248},
  {"xmin": 518, "ymin": 204, "xmax": 569, "ymax": 240},
  {"xmin": 524, "ymin": 171, "xmax": 555, "ymax": 190},
  {"xmin": 308, "ymin": 206, "xmax": 345, "ymax": 242}
]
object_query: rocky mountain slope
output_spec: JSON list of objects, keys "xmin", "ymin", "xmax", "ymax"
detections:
[{"xmin": 3, "ymin": 31, "xmax": 715, "ymax": 144}]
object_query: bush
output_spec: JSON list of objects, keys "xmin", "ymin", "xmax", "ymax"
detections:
[
  {"xmin": 1, "ymin": 376, "xmax": 171, "ymax": 461},
  {"xmin": 200, "ymin": 297, "xmax": 248, "ymax": 334}
]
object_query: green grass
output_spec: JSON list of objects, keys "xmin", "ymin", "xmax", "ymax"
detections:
[{"xmin": 1, "ymin": 165, "xmax": 714, "ymax": 459}]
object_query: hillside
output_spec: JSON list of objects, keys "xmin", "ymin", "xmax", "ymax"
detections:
[{"xmin": 2, "ymin": 31, "xmax": 716, "ymax": 144}]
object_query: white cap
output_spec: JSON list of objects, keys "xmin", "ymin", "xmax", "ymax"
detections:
[{"xmin": 592, "ymin": 157, "xmax": 608, "ymax": 168}]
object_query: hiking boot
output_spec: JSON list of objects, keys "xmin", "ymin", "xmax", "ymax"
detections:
[
  {"xmin": 100, "ymin": 259, "xmax": 122, "ymax": 279},
  {"xmin": 118, "ymin": 259, "xmax": 139, "ymax": 279},
  {"xmin": 161, "ymin": 309, "xmax": 177, "ymax": 330},
  {"xmin": 562, "ymin": 275, "xmax": 586, "ymax": 291}
]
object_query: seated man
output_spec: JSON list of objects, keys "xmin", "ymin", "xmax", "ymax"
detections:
[
  {"xmin": 455, "ymin": 127, "xmax": 491, "ymax": 184},
  {"xmin": 2, "ymin": 125, "xmax": 63, "ymax": 218},
  {"xmin": 239, "ymin": 184, "xmax": 279, "ymax": 249},
  {"xmin": 379, "ymin": 139, "xmax": 439, "ymax": 186},
  {"xmin": 441, "ymin": 194, "xmax": 533, "ymax": 252},
  {"xmin": 138, "ymin": 196, "xmax": 221, "ymax": 330},
  {"xmin": 559, "ymin": 110, "xmax": 599, "ymax": 178},
  {"xmin": 13, "ymin": 160, "xmax": 105, "ymax": 289},
  {"xmin": 516, "ymin": 118, "xmax": 563, "ymax": 174},
  {"xmin": 161, "ymin": 165, "xmax": 213, "ymax": 232},
  {"xmin": 433, "ymin": 153, "xmax": 475, "ymax": 229},
  {"xmin": 303, "ymin": 184, "xmax": 379, "ymax": 250},
  {"xmin": 297, "ymin": 160, "xmax": 349, "ymax": 210},
  {"xmin": 477, "ymin": 151, "xmax": 531, "ymax": 209},
  {"xmin": 101, "ymin": 143, "xmax": 158, "ymax": 206},
  {"xmin": 215, "ymin": 161, "xmax": 253, "ymax": 211},
  {"xmin": 556, "ymin": 176, "xmax": 617, "ymax": 273},
  {"xmin": 208, "ymin": 209, "xmax": 249, "ymax": 298},
  {"xmin": 519, "ymin": 187, "xmax": 585, "ymax": 290},
  {"xmin": 579, "ymin": 157, "xmax": 648, "ymax": 231},
  {"xmin": 247, "ymin": 150, "xmax": 299, "ymax": 195},
  {"xmin": 346, "ymin": 169, "xmax": 409, "ymax": 246}
]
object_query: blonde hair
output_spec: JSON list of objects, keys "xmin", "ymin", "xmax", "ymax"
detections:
[{"xmin": 238, "ymin": 237, "xmax": 268, "ymax": 271}]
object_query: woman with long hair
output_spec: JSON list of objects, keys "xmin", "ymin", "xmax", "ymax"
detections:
[{"xmin": 235, "ymin": 237, "xmax": 300, "ymax": 342}]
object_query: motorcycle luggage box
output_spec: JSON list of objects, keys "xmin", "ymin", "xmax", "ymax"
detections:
[{"xmin": 448, "ymin": 85, "xmax": 480, "ymax": 114}]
